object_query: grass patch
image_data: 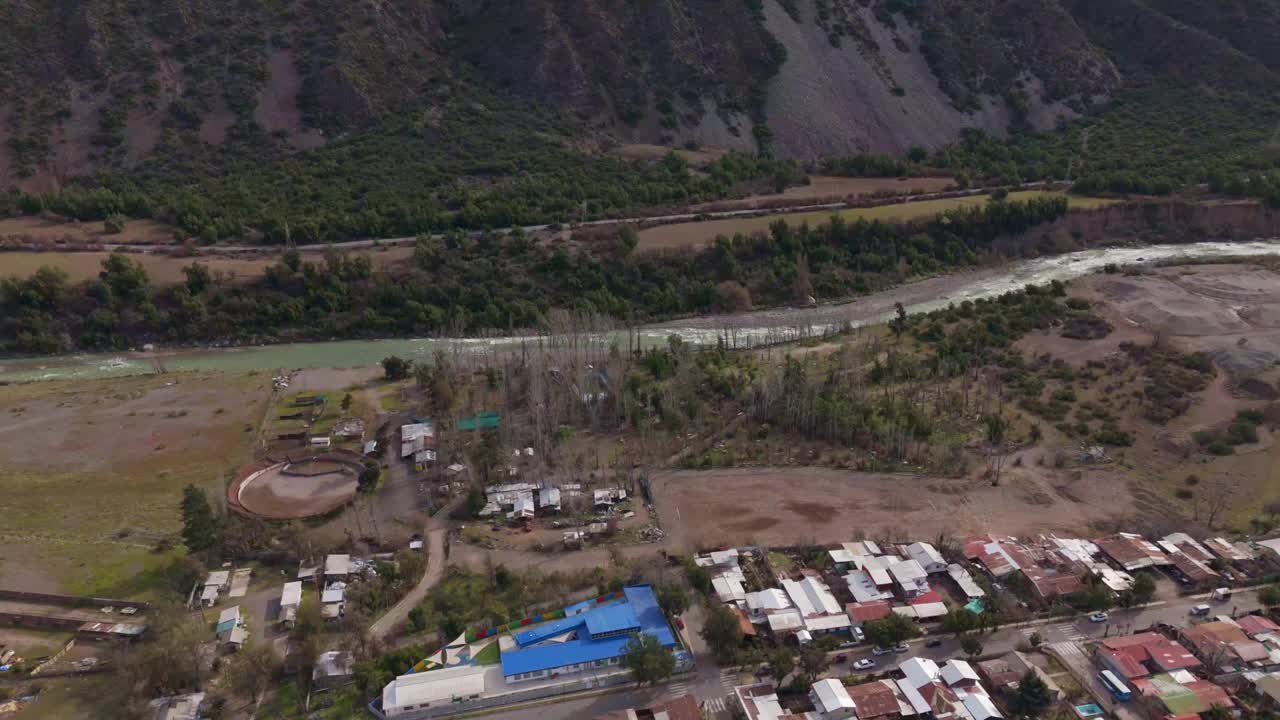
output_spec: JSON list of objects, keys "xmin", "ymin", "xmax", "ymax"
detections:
[
  {"xmin": 473, "ymin": 639, "xmax": 501, "ymax": 665},
  {"xmin": 768, "ymin": 552, "xmax": 795, "ymax": 573}
]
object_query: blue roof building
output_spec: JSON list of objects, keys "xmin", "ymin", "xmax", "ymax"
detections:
[{"xmin": 500, "ymin": 585, "xmax": 677, "ymax": 683}]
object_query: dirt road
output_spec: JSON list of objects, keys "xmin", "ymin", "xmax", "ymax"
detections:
[{"xmin": 369, "ymin": 523, "xmax": 448, "ymax": 641}]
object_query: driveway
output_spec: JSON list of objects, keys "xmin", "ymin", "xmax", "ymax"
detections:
[{"xmin": 369, "ymin": 522, "xmax": 448, "ymax": 641}]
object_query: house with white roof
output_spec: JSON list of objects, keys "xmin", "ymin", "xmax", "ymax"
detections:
[
  {"xmin": 897, "ymin": 657, "xmax": 1000, "ymax": 720},
  {"xmin": 947, "ymin": 564, "xmax": 986, "ymax": 599},
  {"xmin": 810, "ymin": 678, "xmax": 856, "ymax": 719},
  {"xmin": 907, "ymin": 542, "xmax": 947, "ymax": 574},
  {"xmin": 745, "ymin": 589, "xmax": 791, "ymax": 623},
  {"xmin": 845, "ymin": 570, "xmax": 895, "ymax": 604},
  {"xmin": 783, "ymin": 576, "xmax": 850, "ymax": 633},
  {"xmin": 783, "ymin": 576, "xmax": 843, "ymax": 617},
  {"xmin": 889, "ymin": 559, "xmax": 930, "ymax": 597},
  {"xmin": 713, "ymin": 575, "xmax": 747, "ymax": 604}
]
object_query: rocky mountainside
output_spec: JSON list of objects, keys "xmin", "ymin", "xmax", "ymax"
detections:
[{"xmin": 0, "ymin": 0, "xmax": 1277, "ymax": 191}]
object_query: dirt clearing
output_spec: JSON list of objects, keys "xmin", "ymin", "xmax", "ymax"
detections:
[
  {"xmin": 0, "ymin": 216, "xmax": 176, "ymax": 245},
  {"xmin": 652, "ymin": 464, "xmax": 1134, "ymax": 550}
]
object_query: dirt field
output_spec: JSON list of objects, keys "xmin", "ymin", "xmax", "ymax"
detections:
[
  {"xmin": 236, "ymin": 460, "xmax": 360, "ymax": 520},
  {"xmin": 0, "ymin": 372, "xmax": 270, "ymax": 596},
  {"xmin": 0, "ymin": 216, "xmax": 176, "ymax": 245},
  {"xmin": 0, "ymin": 250, "xmax": 279, "ymax": 285},
  {"xmin": 637, "ymin": 191, "xmax": 1115, "ymax": 250},
  {"xmin": 651, "ymin": 463, "xmax": 1135, "ymax": 550},
  {"xmin": 1, "ymin": 244, "xmax": 417, "ymax": 285},
  {"xmin": 1015, "ymin": 262, "xmax": 1280, "ymax": 527}
]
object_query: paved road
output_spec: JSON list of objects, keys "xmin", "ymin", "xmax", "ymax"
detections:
[{"xmin": 480, "ymin": 589, "xmax": 1263, "ymax": 719}]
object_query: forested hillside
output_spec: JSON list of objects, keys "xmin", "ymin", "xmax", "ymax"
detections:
[{"xmin": 2, "ymin": 0, "xmax": 1280, "ymax": 243}]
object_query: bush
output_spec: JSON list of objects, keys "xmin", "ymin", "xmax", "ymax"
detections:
[
  {"xmin": 103, "ymin": 213, "xmax": 128, "ymax": 234},
  {"xmin": 1207, "ymin": 439, "xmax": 1235, "ymax": 456}
]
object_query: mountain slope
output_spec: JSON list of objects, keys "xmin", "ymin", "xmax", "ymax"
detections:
[{"xmin": 1, "ymin": 0, "xmax": 1279, "ymax": 225}]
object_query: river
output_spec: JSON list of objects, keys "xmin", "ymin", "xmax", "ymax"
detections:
[{"xmin": 4, "ymin": 240, "xmax": 1280, "ymax": 383}]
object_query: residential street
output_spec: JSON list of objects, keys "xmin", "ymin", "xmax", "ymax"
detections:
[{"xmin": 479, "ymin": 589, "xmax": 1264, "ymax": 720}]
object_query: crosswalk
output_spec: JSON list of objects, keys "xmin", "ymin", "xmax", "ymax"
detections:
[
  {"xmin": 666, "ymin": 670, "xmax": 740, "ymax": 716},
  {"xmin": 1023, "ymin": 622, "xmax": 1086, "ymax": 643}
]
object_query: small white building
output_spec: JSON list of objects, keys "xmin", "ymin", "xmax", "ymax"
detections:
[
  {"xmin": 324, "ymin": 554, "xmax": 352, "ymax": 579},
  {"xmin": 201, "ymin": 570, "xmax": 230, "ymax": 607},
  {"xmin": 906, "ymin": 542, "xmax": 947, "ymax": 574},
  {"xmin": 810, "ymin": 678, "xmax": 856, "ymax": 719},
  {"xmin": 279, "ymin": 581, "xmax": 303, "ymax": 625},
  {"xmin": 382, "ymin": 665, "xmax": 487, "ymax": 718}
]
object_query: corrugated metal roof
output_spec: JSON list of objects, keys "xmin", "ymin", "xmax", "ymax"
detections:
[
  {"xmin": 501, "ymin": 586, "xmax": 673, "ymax": 677},
  {"xmin": 584, "ymin": 602, "xmax": 641, "ymax": 637}
]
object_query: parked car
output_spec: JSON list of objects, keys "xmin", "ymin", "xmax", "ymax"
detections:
[
  {"xmin": 1211, "ymin": 587, "xmax": 1232, "ymax": 602},
  {"xmin": 852, "ymin": 658, "xmax": 876, "ymax": 671},
  {"xmin": 851, "ymin": 627, "xmax": 866, "ymax": 642},
  {"xmin": 834, "ymin": 654, "xmax": 848, "ymax": 664},
  {"xmin": 1190, "ymin": 604, "xmax": 1212, "ymax": 616},
  {"xmin": 925, "ymin": 638, "xmax": 943, "ymax": 648},
  {"xmin": 893, "ymin": 642, "xmax": 910, "ymax": 653},
  {"xmin": 1089, "ymin": 612, "xmax": 1109, "ymax": 623},
  {"xmin": 872, "ymin": 646, "xmax": 893, "ymax": 656}
]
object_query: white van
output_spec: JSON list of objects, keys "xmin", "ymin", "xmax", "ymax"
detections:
[{"xmin": 1190, "ymin": 604, "xmax": 1211, "ymax": 616}]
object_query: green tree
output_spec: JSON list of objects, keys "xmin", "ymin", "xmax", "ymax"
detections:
[
  {"xmin": 800, "ymin": 646, "xmax": 830, "ymax": 682},
  {"xmin": 180, "ymin": 484, "xmax": 219, "ymax": 556},
  {"xmin": 700, "ymin": 604, "xmax": 744, "ymax": 663},
  {"xmin": 657, "ymin": 583, "xmax": 690, "ymax": 619},
  {"xmin": 1131, "ymin": 572, "xmax": 1156, "ymax": 605},
  {"xmin": 941, "ymin": 608, "xmax": 977, "ymax": 638},
  {"xmin": 381, "ymin": 355, "xmax": 411, "ymax": 381},
  {"xmin": 1260, "ymin": 585, "xmax": 1280, "ymax": 607},
  {"xmin": 619, "ymin": 225, "xmax": 639, "ymax": 255},
  {"xmin": 182, "ymin": 263, "xmax": 212, "ymax": 295},
  {"xmin": 1009, "ymin": 669, "xmax": 1051, "ymax": 718},
  {"xmin": 99, "ymin": 252, "xmax": 150, "ymax": 303},
  {"xmin": 622, "ymin": 633, "xmax": 675, "ymax": 686},
  {"xmin": 104, "ymin": 213, "xmax": 128, "ymax": 235},
  {"xmin": 961, "ymin": 636, "xmax": 983, "ymax": 658},
  {"xmin": 768, "ymin": 647, "xmax": 794, "ymax": 685},
  {"xmin": 466, "ymin": 487, "xmax": 486, "ymax": 517},
  {"xmin": 864, "ymin": 613, "xmax": 919, "ymax": 649}
]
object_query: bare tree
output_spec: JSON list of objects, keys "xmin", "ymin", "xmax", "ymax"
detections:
[{"xmin": 1198, "ymin": 476, "xmax": 1240, "ymax": 529}]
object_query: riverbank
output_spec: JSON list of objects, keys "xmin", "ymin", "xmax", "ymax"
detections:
[{"xmin": 5, "ymin": 239, "xmax": 1280, "ymax": 383}]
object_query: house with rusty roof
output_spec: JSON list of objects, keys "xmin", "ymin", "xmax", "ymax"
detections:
[
  {"xmin": 1180, "ymin": 620, "xmax": 1271, "ymax": 668},
  {"xmin": 1095, "ymin": 533, "xmax": 1171, "ymax": 571},
  {"xmin": 1097, "ymin": 633, "xmax": 1201, "ymax": 680}
]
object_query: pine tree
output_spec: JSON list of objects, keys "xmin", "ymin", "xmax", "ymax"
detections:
[
  {"xmin": 180, "ymin": 485, "xmax": 220, "ymax": 556},
  {"xmin": 1010, "ymin": 670, "xmax": 1051, "ymax": 718}
]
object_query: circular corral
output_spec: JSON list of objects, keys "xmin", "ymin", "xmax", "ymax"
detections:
[{"xmin": 229, "ymin": 453, "xmax": 363, "ymax": 520}]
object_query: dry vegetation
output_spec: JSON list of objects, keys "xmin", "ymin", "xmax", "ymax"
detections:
[{"xmin": 0, "ymin": 371, "xmax": 270, "ymax": 595}]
